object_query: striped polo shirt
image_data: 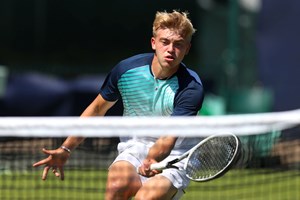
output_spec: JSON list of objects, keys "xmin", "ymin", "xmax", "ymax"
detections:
[{"xmin": 99, "ymin": 53, "xmax": 204, "ymax": 152}]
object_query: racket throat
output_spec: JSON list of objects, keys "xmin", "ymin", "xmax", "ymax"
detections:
[{"xmin": 167, "ymin": 158, "xmax": 180, "ymax": 169}]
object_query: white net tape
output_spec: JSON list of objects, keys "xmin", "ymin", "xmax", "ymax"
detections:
[{"xmin": 0, "ymin": 109, "xmax": 299, "ymax": 137}]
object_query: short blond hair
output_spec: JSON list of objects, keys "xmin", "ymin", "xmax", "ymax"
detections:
[{"xmin": 152, "ymin": 10, "xmax": 196, "ymax": 41}]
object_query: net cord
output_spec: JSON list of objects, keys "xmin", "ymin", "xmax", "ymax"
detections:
[{"xmin": 0, "ymin": 109, "xmax": 299, "ymax": 137}]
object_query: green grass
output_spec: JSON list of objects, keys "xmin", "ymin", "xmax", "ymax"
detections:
[
  {"xmin": 184, "ymin": 169, "xmax": 300, "ymax": 200},
  {"xmin": 0, "ymin": 169, "xmax": 106, "ymax": 200},
  {"xmin": 0, "ymin": 169, "xmax": 299, "ymax": 200}
]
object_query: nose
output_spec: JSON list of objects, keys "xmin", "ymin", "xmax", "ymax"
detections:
[{"xmin": 167, "ymin": 43, "xmax": 175, "ymax": 53}]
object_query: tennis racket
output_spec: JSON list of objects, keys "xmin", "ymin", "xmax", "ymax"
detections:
[{"xmin": 150, "ymin": 132, "xmax": 241, "ymax": 182}]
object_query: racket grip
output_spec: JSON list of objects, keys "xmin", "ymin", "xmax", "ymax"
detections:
[{"xmin": 150, "ymin": 162, "xmax": 167, "ymax": 170}]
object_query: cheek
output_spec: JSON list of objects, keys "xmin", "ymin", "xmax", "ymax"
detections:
[{"xmin": 154, "ymin": 44, "xmax": 166, "ymax": 52}]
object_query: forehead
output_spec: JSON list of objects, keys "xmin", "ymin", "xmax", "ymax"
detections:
[{"xmin": 155, "ymin": 28, "xmax": 186, "ymax": 41}]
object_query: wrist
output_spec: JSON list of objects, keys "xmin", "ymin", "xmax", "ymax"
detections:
[{"xmin": 60, "ymin": 145, "xmax": 71, "ymax": 154}]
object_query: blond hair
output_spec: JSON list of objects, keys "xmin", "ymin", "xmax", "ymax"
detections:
[{"xmin": 152, "ymin": 10, "xmax": 196, "ymax": 41}]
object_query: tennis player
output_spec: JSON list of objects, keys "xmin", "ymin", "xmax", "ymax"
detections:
[{"xmin": 33, "ymin": 10, "xmax": 204, "ymax": 200}]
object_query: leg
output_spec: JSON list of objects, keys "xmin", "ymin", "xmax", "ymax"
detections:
[
  {"xmin": 134, "ymin": 175, "xmax": 177, "ymax": 200},
  {"xmin": 105, "ymin": 160, "xmax": 142, "ymax": 200}
]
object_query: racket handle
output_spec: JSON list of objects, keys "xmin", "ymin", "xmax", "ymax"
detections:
[{"xmin": 150, "ymin": 162, "xmax": 167, "ymax": 170}]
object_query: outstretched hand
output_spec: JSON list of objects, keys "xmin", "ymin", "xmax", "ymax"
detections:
[{"xmin": 33, "ymin": 148, "xmax": 70, "ymax": 180}]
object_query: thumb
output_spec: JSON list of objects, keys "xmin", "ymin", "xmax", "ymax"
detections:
[{"xmin": 42, "ymin": 148, "xmax": 55, "ymax": 155}]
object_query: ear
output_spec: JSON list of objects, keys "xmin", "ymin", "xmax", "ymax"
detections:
[{"xmin": 151, "ymin": 37, "xmax": 156, "ymax": 50}]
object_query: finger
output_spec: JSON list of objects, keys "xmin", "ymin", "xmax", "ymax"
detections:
[
  {"xmin": 138, "ymin": 166, "xmax": 152, "ymax": 177},
  {"xmin": 42, "ymin": 148, "xmax": 56, "ymax": 155},
  {"xmin": 148, "ymin": 170, "xmax": 159, "ymax": 177},
  {"xmin": 138, "ymin": 166, "xmax": 146, "ymax": 175},
  {"xmin": 51, "ymin": 167, "xmax": 59, "ymax": 177},
  {"xmin": 137, "ymin": 166, "xmax": 142, "ymax": 175},
  {"xmin": 32, "ymin": 157, "xmax": 52, "ymax": 167},
  {"xmin": 59, "ymin": 167, "xmax": 65, "ymax": 181},
  {"xmin": 140, "ymin": 165, "xmax": 160, "ymax": 177},
  {"xmin": 152, "ymin": 169, "xmax": 162, "ymax": 174},
  {"xmin": 42, "ymin": 166, "xmax": 50, "ymax": 180}
]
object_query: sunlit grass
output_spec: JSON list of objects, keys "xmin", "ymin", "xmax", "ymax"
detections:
[{"xmin": 0, "ymin": 169, "xmax": 299, "ymax": 200}]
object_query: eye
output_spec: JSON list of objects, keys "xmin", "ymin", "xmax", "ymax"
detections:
[
  {"xmin": 160, "ymin": 39, "xmax": 170, "ymax": 46},
  {"xmin": 174, "ymin": 42, "xmax": 185, "ymax": 48}
]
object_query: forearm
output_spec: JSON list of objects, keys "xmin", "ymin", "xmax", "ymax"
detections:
[
  {"xmin": 61, "ymin": 94, "xmax": 115, "ymax": 151},
  {"xmin": 60, "ymin": 104, "xmax": 100, "ymax": 150},
  {"xmin": 59, "ymin": 101, "xmax": 98, "ymax": 150},
  {"xmin": 61, "ymin": 136, "xmax": 85, "ymax": 151},
  {"xmin": 146, "ymin": 136, "xmax": 177, "ymax": 162}
]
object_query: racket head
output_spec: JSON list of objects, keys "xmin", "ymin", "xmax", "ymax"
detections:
[{"xmin": 184, "ymin": 132, "xmax": 240, "ymax": 182}]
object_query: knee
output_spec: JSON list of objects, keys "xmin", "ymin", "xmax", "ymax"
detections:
[
  {"xmin": 106, "ymin": 177, "xmax": 130, "ymax": 195},
  {"xmin": 135, "ymin": 187, "xmax": 170, "ymax": 200},
  {"xmin": 135, "ymin": 176, "xmax": 177, "ymax": 200},
  {"xmin": 134, "ymin": 188, "xmax": 149, "ymax": 200},
  {"xmin": 105, "ymin": 161, "xmax": 142, "ymax": 199}
]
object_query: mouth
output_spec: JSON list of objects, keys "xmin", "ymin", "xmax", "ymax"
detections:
[{"xmin": 165, "ymin": 55, "xmax": 175, "ymax": 62}]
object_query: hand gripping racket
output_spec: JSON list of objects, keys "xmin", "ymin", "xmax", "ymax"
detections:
[{"xmin": 150, "ymin": 133, "xmax": 241, "ymax": 182}]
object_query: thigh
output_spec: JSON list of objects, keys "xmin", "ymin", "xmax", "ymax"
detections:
[
  {"xmin": 106, "ymin": 160, "xmax": 142, "ymax": 199},
  {"xmin": 135, "ymin": 175, "xmax": 177, "ymax": 200}
]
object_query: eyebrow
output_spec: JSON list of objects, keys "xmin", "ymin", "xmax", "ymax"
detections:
[{"xmin": 159, "ymin": 37, "xmax": 185, "ymax": 43}]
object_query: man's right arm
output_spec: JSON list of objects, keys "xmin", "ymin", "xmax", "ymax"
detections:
[
  {"xmin": 33, "ymin": 94, "xmax": 116, "ymax": 180},
  {"xmin": 61, "ymin": 94, "xmax": 117, "ymax": 150}
]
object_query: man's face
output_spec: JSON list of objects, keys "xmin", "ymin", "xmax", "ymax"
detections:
[{"xmin": 151, "ymin": 28, "xmax": 191, "ymax": 69}]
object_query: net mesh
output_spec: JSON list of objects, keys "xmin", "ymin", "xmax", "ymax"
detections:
[{"xmin": 0, "ymin": 109, "xmax": 300, "ymax": 200}]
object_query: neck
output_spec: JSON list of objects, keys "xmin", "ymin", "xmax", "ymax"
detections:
[{"xmin": 151, "ymin": 58, "xmax": 179, "ymax": 80}]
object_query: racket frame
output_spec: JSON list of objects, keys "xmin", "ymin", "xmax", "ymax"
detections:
[
  {"xmin": 184, "ymin": 132, "xmax": 240, "ymax": 182},
  {"xmin": 150, "ymin": 132, "xmax": 240, "ymax": 182}
]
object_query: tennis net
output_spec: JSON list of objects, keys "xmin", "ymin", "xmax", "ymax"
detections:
[{"xmin": 0, "ymin": 109, "xmax": 300, "ymax": 199}]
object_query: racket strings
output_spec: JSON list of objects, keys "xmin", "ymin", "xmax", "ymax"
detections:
[{"xmin": 186, "ymin": 136, "xmax": 238, "ymax": 181}]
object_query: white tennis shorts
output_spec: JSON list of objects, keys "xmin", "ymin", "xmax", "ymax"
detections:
[{"xmin": 110, "ymin": 141, "xmax": 190, "ymax": 200}]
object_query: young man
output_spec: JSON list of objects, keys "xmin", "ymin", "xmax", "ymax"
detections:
[{"xmin": 33, "ymin": 10, "xmax": 204, "ymax": 200}]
